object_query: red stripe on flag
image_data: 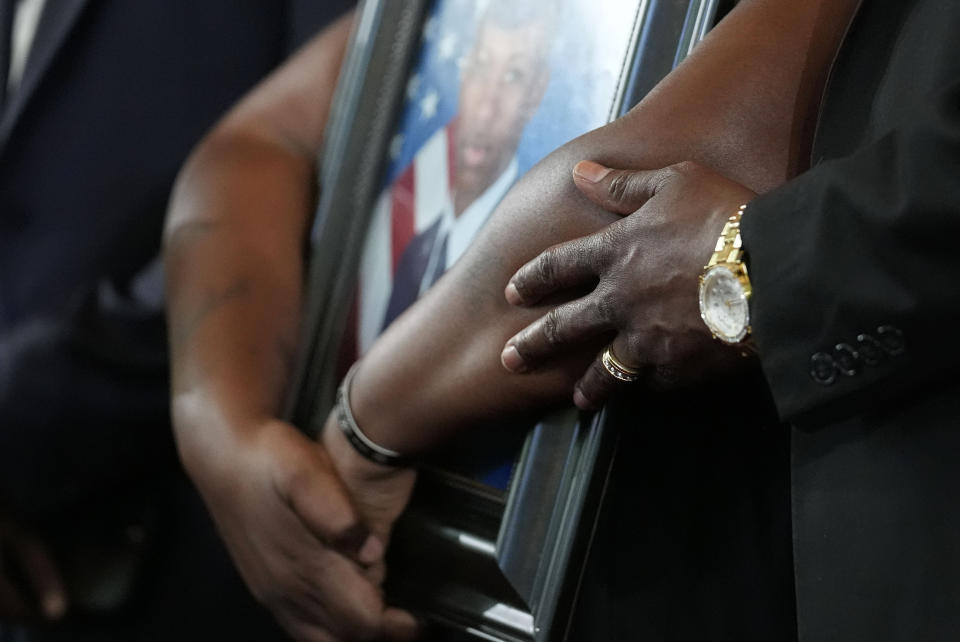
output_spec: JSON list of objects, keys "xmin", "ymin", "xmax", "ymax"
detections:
[
  {"xmin": 390, "ymin": 164, "xmax": 416, "ymax": 274},
  {"xmin": 446, "ymin": 116, "xmax": 458, "ymax": 193}
]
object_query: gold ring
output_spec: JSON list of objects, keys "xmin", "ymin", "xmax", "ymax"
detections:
[{"xmin": 601, "ymin": 346, "xmax": 641, "ymax": 382}]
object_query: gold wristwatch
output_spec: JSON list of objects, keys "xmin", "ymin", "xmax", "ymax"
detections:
[{"xmin": 698, "ymin": 204, "xmax": 754, "ymax": 349}]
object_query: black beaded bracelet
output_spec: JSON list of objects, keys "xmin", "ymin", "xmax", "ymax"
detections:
[{"xmin": 335, "ymin": 363, "xmax": 411, "ymax": 467}]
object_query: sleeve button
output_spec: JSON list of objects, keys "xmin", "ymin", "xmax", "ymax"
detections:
[
  {"xmin": 832, "ymin": 343, "xmax": 860, "ymax": 376},
  {"xmin": 810, "ymin": 352, "xmax": 838, "ymax": 385},
  {"xmin": 877, "ymin": 325, "xmax": 906, "ymax": 356},
  {"xmin": 856, "ymin": 333, "xmax": 884, "ymax": 366}
]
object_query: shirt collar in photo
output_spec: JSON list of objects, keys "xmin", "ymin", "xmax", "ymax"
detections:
[{"xmin": 440, "ymin": 155, "xmax": 520, "ymax": 269}]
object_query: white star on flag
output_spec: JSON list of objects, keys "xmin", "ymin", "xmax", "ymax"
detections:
[
  {"xmin": 438, "ymin": 32, "xmax": 458, "ymax": 61},
  {"xmin": 419, "ymin": 89, "xmax": 439, "ymax": 120},
  {"xmin": 388, "ymin": 133, "xmax": 405, "ymax": 160},
  {"xmin": 406, "ymin": 74, "xmax": 421, "ymax": 100}
]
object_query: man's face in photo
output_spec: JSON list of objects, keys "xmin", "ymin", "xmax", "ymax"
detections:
[{"xmin": 454, "ymin": 14, "xmax": 550, "ymax": 206}]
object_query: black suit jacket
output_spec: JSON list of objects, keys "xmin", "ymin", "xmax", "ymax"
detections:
[
  {"xmin": 0, "ymin": 0, "xmax": 348, "ymax": 519},
  {"xmin": 575, "ymin": 2, "xmax": 959, "ymax": 640},
  {"xmin": 742, "ymin": 1, "xmax": 960, "ymax": 639}
]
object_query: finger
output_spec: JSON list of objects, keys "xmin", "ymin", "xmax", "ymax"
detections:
[
  {"xmin": 275, "ymin": 612, "xmax": 342, "ymax": 642},
  {"xmin": 502, "ymin": 296, "xmax": 613, "ymax": 373},
  {"xmin": 573, "ymin": 337, "xmax": 643, "ymax": 410},
  {"xmin": 506, "ymin": 235, "xmax": 606, "ymax": 306},
  {"xmin": 282, "ymin": 446, "xmax": 382, "ymax": 565},
  {"xmin": 282, "ymin": 546, "xmax": 386, "ymax": 640},
  {"xmin": 9, "ymin": 531, "xmax": 67, "ymax": 620},
  {"xmin": 504, "ymin": 234, "xmax": 607, "ymax": 305},
  {"xmin": 282, "ymin": 622, "xmax": 340, "ymax": 642},
  {"xmin": 362, "ymin": 559, "xmax": 387, "ymax": 587},
  {"xmin": 380, "ymin": 607, "xmax": 422, "ymax": 641},
  {"xmin": 572, "ymin": 160, "xmax": 669, "ymax": 215}
]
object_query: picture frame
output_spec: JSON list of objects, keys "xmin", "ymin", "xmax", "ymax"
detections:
[{"xmin": 288, "ymin": 0, "xmax": 726, "ymax": 639}]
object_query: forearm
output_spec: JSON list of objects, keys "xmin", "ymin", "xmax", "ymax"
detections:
[
  {"xmin": 164, "ymin": 13, "xmax": 353, "ymax": 480},
  {"xmin": 342, "ymin": 0, "xmax": 861, "ymax": 454},
  {"xmin": 165, "ymin": 143, "xmax": 310, "ymax": 473}
]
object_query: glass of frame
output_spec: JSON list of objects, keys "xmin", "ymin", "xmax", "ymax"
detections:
[{"xmin": 289, "ymin": 0, "xmax": 725, "ymax": 639}]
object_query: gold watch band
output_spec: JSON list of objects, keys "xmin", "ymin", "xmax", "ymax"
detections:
[
  {"xmin": 707, "ymin": 203, "xmax": 747, "ymax": 268},
  {"xmin": 699, "ymin": 203, "xmax": 755, "ymax": 352}
]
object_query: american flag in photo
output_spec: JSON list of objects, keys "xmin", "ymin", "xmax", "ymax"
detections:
[{"xmin": 355, "ymin": 1, "xmax": 477, "ymax": 355}]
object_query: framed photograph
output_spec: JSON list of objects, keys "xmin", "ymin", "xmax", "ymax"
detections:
[{"xmin": 289, "ymin": 0, "xmax": 726, "ymax": 639}]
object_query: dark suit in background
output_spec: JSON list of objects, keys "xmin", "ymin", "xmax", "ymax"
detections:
[{"xmin": 0, "ymin": 1, "xmax": 350, "ymax": 639}]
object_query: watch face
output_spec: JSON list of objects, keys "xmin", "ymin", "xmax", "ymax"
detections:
[{"xmin": 699, "ymin": 265, "xmax": 750, "ymax": 343}]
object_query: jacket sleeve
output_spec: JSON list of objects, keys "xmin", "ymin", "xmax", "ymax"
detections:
[
  {"xmin": 0, "ymin": 258, "xmax": 172, "ymax": 520},
  {"xmin": 740, "ymin": 78, "xmax": 960, "ymax": 427}
]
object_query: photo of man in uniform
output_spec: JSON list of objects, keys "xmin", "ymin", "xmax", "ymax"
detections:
[{"xmin": 357, "ymin": 1, "xmax": 554, "ymax": 347}]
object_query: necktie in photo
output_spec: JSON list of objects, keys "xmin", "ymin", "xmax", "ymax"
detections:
[
  {"xmin": 420, "ymin": 228, "xmax": 448, "ymax": 294},
  {"xmin": 381, "ymin": 219, "xmax": 443, "ymax": 330}
]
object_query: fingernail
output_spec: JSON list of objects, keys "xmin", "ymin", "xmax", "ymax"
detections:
[
  {"xmin": 501, "ymin": 345, "xmax": 528, "ymax": 373},
  {"xmin": 358, "ymin": 534, "xmax": 385, "ymax": 565},
  {"xmin": 573, "ymin": 160, "xmax": 611, "ymax": 184},
  {"xmin": 43, "ymin": 593, "xmax": 67, "ymax": 620},
  {"xmin": 504, "ymin": 281, "xmax": 524, "ymax": 305},
  {"xmin": 573, "ymin": 388, "xmax": 597, "ymax": 411}
]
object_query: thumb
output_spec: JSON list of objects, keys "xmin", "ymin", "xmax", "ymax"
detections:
[
  {"xmin": 380, "ymin": 606, "xmax": 423, "ymax": 641},
  {"xmin": 572, "ymin": 160, "xmax": 665, "ymax": 215}
]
